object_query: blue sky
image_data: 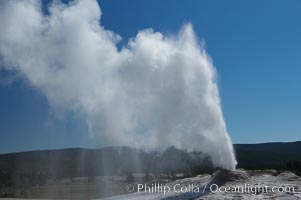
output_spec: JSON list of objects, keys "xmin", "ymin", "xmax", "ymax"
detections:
[{"xmin": 0, "ymin": 0, "xmax": 300, "ymax": 153}]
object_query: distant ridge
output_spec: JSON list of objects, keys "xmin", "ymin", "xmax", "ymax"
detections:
[
  {"xmin": 2, "ymin": 141, "xmax": 301, "ymax": 156},
  {"xmin": 234, "ymin": 141, "xmax": 301, "ymax": 169},
  {"xmin": 0, "ymin": 146, "xmax": 214, "ymax": 179},
  {"xmin": 235, "ymin": 141, "xmax": 301, "ymax": 153},
  {"xmin": 0, "ymin": 141, "xmax": 301, "ymax": 177}
]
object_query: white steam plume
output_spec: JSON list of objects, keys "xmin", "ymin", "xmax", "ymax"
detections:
[{"xmin": 0, "ymin": 0, "xmax": 236, "ymax": 169}]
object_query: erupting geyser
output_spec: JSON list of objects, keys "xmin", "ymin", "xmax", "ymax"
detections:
[{"xmin": 0, "ymin": 0, "xmax": 237, "ymax": 169}]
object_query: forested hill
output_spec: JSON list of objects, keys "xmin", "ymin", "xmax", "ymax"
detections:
[
  {"xmin": 0, "ymin": 141, "xmax": 301, "ymax": 180},
  {"xmin": 235, "ymin": 141, "xmax": 301, "ymax": 170}
]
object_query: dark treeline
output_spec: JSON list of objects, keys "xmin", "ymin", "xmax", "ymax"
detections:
[
  {"xmin": 235, "ymin": 141, "xmax": 301, "ymax": 176},
  {"xmin": 0, "ymin": 147, "xmax": 215, "ymax": 188},
  {"xmin": 1, "ymin": 141, "xmax": 301, "ymax": 188}
]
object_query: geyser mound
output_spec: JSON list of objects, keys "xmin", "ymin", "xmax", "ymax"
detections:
[
  {"xmin": 210, "ymin": 170, "xmax": 250, "ymax": 185},
  {"xmin": 0, "ymin": 0, "xmax": 236, "ymax": 169}
]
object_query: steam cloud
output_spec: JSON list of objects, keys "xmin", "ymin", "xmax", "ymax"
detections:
[{"xmin": 0, "ymin": 0, "xmax": 236, "ymax": 169}]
